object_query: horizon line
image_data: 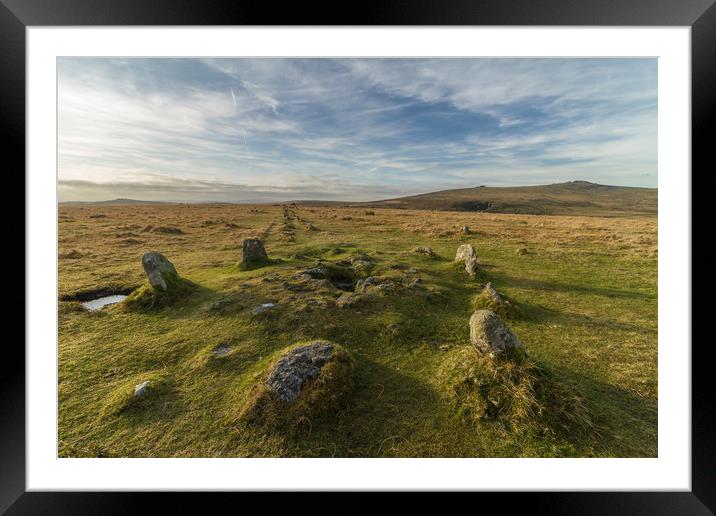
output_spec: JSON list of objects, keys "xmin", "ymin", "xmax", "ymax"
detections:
[{"xmin": 57, "ymin": 179, "xmax": 658, "ymax": 205}]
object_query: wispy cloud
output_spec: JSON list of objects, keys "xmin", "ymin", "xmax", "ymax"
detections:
[
  {"xmin": 58, "ymin": 173, "xmax": 415, "ymax": 203},
  {"xmin": 58, "ymin": 58, "xmax": 657, "ymax": 202}
]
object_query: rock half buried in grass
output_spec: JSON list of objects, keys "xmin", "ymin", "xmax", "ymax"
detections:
[
  {"xmin": 455, "ymin": 243, "xmax": 478, "ymax": 276},
  {"xmin": 240, "ymin": 239, "xmax": 270, "ymax": 270},
  {"xmin": 335, "ymin": 292, "xmax": 363, "ymax": 308},
  {"xmin": 100, "ymin": 371, "xmax": 169, "ymax": 418},
  {"xmin": 237, "ymin": 341, "xmax": 354, "ymax": 427},
  {"xmin": 133, "ymin": 381, "xmax": 151, "ymax": 397},
  {"xmin": 469, "ymin": 309, "xmax": 525, "ymax": 358},
  {"xmin": 414, "ymin": 246, "xmax": 439, "ymax": 258},
  {"xmin": 251, "ymin": 302, "xmax": 276, "ymax": 315},
  {"xmin": 142, "ymin": 252, "xmax": 180, "ymax": 291},
  {"xmin": 266, "ymin": 342, "xmax": 335, "ymax": 402}
]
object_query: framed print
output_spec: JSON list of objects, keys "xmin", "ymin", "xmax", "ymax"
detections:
[{"xmin": 5, "ymin": 0, "xmax": 713, "ymax": 511}]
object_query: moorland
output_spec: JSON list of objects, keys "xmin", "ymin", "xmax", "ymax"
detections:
[{"xmin": 57, "ymin": 184, "xmax": 657, "ymax": 458}]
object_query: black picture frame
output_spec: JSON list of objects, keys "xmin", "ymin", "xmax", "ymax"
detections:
[{"xmin": 5, "ymin": 0, "xmax": 711, "ymax": 511}]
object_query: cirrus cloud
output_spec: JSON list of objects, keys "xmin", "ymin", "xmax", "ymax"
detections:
[{"xmin": 58, "ymin": 57, "xmax": 657, "ymax": 202}]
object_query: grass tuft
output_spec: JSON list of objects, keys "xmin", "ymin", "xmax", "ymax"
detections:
[
  {"xmin": 58, "ymin": 301, "xmax": 86, "ymax": 315},
  {"xmin": 122, "ymin": 277, "xmax": 199, "ymax": 311},
  {"xmin": 438, "ymin": 347, "xmax": 594, "ymax": 437}
]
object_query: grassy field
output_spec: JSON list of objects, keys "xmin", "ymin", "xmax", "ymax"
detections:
[{"xmin": 57, "ymin": 203, "xmax": 657, "ymax": 458}]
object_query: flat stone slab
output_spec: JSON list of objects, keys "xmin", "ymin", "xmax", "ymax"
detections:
[{"xmin": 266, "ymin": 342, "xmax": 334, "ymax": 403}]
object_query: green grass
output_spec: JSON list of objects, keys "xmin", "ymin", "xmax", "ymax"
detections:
[{"xmin": 57, "ymin": 204, "xmax": 657, "ymax": 457}]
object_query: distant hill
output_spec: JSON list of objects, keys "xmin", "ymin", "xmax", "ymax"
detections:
[
  {"xmin": 60, "ymin": 198, "xmax": 175, "ymax": 206},
  {"xmin": 62, "ymin": 181, "xmax": 657, "ymax": 216},
  {"xmin": 344, "ymin": 181, "xmax": 657, "ymax": 216}
]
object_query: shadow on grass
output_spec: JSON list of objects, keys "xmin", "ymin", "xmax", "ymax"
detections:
[
  {"xmin": 518, "ymin": 299, "xmax": 656, "ymax": 334},
  {"xmin": 281, "ymin": 356, "xmax": 445, "ymax": 457},
  {"xmin": 60, "ymin": 284, "xmax": 139, "ymax": 302},
  {"xmin": 488, "ymin": 270, "xmax": 654, "ymax": 301},
  {"xmin": 115, "ymin": 382, "xmax": 186, "ymax": 428},
  {"xmin": 548, "ymin": 365, "xmax": 658, "ymax": 457},
  {"xmin": 240, "ymin": 353, "xmax": 657, "ymax": 458}
]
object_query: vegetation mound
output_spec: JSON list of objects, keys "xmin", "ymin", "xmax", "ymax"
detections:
[
  {"xmin": 122, "ymin": 278, "xmax": 198, "ymax": 310},
  {"xmin": 439, "ymin": 347, "xmax": 594, "ymax": 437},
  {"xmin": 100, "ymin": 371, "xmax": 170, "ymax": 418},
  {"xmin": 236, "ymin": 341, "xmax": 354, "ymax": 429}
]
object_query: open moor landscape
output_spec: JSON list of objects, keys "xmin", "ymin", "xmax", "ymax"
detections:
[{"xmin": 57, "ymin": 183, "xmax": 658, "ymax": 458}]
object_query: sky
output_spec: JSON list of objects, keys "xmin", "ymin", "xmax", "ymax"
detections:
[{"xmin": 58, "ymin": 58, "xmax": 657, "ymax": 203}]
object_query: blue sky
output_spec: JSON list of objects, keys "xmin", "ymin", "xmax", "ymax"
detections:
[{"xmin": 58, "ymin": 58, "xmax": 657, "ymax": 202}]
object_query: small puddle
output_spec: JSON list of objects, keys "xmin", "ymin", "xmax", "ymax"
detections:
[{"xmin": 82, "ymin": 295, "xmax": 127, "ymax": 311}]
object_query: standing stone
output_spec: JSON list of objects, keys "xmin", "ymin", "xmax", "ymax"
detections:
[
  {"xmin": 469, "ymin": 310, "xmax": 524, "ymax": 356},
  {"xmin": 462, "ymin": 225, "xmax": 471, "ymax": 235},
  {"xmin": 464, "ymin": 253, "xmax": 478, "ymax": 276},
  {"xmin": 240, "ymin": 239, "xmax": 270, "ymax": 270},
  {"xmin": 141, "ymin": 252, "xmax": 180, "ymax": 291},
  {"xmin": 455, "ymin": 244, "xmax": 478, "ymax": 276}
]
